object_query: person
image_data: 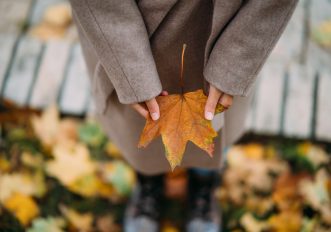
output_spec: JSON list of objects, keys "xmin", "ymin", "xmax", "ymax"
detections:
[{"xmin": 68, "ymin": 0, "xmax": 298, "ymax": 231}]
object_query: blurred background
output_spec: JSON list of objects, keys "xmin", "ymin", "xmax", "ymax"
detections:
[{"xmin": 0, "ymin": 0, "xmax": 330, "ymax": 231}]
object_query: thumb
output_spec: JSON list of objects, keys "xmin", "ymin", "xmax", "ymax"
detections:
[
  {"xmin": 204, "ymin": 85, "xmax": 222, "ymax": 120},
  {"xmin": 145, "ymin": 98, "xmax": 160, "ymax": 121}
]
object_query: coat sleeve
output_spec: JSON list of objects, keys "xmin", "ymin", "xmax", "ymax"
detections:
[
  {"xmin": 69, "ymin": 0, "xmax": 162, "ymax": 104},
  {"xmin": 203, "ymin": 0, "xmax": 299, "ymax": 97}
]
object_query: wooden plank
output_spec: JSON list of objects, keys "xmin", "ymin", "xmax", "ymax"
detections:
[
  {"xmin": 244, "ymin": 76, "xmax": 260, "ymax": 132},
  {"xmin": 270, "ymin": 0, "xmax": 304, "ymax": 64},
  {"xmin": 0, "ymin": 0, "xmax": 33, "ymax": 34},
  {"xmin": 29, "ymin": 0, "xmax": 67, "ymax": 26},
  {"xmin": 30, "ymin": 40, "xmax": 71, "ymax": 108},
  {"xmin": 3, "ymin": 36, "xmax": 44, "ymax": 106},
  {"xmin": 283, "ymin": 63, "xmax": 315, "ymax": 138},
  {"xmin": 59, "ymin": 44, "xmax": 90, "ymax": 115},
  {"xmin": 316, "ymin": 69, "xmax": 331, "ymax": 141},
  {"xmin": 310, "ymin": 0, "xmax": 331, "ymax": 28},
  {"xmin": 0, "ymin": 34, "xmax": 17, "ymax": 89},
  {"xmin": 254, "ymin": 62, "xmax": 286, "ymax": 134}
]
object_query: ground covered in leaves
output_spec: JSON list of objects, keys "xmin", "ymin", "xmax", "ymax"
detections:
[{"xmin": 0, "ymin": 104, "xmax": 330, "ymax": 232}]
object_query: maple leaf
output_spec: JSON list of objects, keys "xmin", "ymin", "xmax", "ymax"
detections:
[
  {"xmin": 59, "ymin": 205, "xmax": 93, "ymax": 231},
  {"xmin": 138, "ymin": 44, "xmax": 225, "ymax": 170},
  {"xmin": 138, "ymin": 90, "xmax": 225, "ymax": 170},
  {"xmin": 27, "ymin": 217, "xmax": 66, "ymax": 232},
  {"xmin": 299, "ymin": 169, "xmax": 331, "ymax": 224},
  {"xmin": 3, "ymin": 193, "xmax": 39, "ymax": 226},
  {"xmin": 46, "ymin": 143, "xmax": 96, "ymax": 185},
  {"xmin": 268, "ymin": 210, "xmax": 303, "ymax": 232},
  {"xmin": 0, "ymin": 173, "xmax": 39, "ymax": 202}
]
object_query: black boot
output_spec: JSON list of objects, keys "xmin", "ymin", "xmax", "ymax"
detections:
[
  {"xmin": 124, "ymin": 172, "xmax": 165, "ymax": 232},
  {"xmin": 186, "ymin": 169, "xmax": 221, "ymax": 232}
]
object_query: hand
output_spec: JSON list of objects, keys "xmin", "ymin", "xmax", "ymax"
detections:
[
  {"xmin": 204, "ymin": 84, "xmax": 233, "ymax": 120},
  {"xmin": 131, "ymin": 90, "xmax": 169, "ymax": 121}
]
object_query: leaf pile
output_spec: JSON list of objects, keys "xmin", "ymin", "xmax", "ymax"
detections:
[
  {"xmin": 0, "ymin": 105, "xmax": 135, "ymax": 232},
  {"xmin": 1, "ymin": 104, "xmax": 331, "ymax": 231},
  {"xmin": 218, "ymin": 142, "xmax": 331, "ymax": 232}
]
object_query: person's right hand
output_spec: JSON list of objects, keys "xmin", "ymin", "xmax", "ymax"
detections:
[{"xmin": 131, "ymin": 90, "xmax": 168, "ymax": 121}]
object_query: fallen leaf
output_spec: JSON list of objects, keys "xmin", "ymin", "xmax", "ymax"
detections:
[
  {"xmin": 43, "ymin": 3, "xmax": 72, "ymax": 27},
  {"xmin": 240, "ymin": 213, "xmax": 269, "ymax": 232},
  {"xmin": 268, "ymin": 210, "xmax": 302, "ymax": 232},
  {"xmin": 68, "ymin": 173, "xmax": 116, "ymax": 199},
  {"xmin": 0, "ymin": 173, "xmax": 39, "ymax": 202},
  {"xmin": 27, "ymin": 217, "xmax": 66, "ymax": 232},
  {"xmin": 273, "ymin": 172, "xmax": 309, "ymax": 212},
  {"xmin": 100, "ymin": 160, "xmax": 136, "ymax": 196},
  {"xmin": 3, "ymin": 193, "xmax": 39, "ymax": 226},
  {"xmin": 59, "ymin": 205, "xmax": 93, "ymax": 231},
  {"xmin": 313, "ymin": 20, "xmax": 331, "ymax": 49},
  {"xmin": 31, "ymin": 105, "xmax": 59, "ymax": 148},
  {"xmin": 21, "ymin": 152, "xmax": 43, "ymax": 169},
  {"xmin": 306, "ymin": 145, "xmax": 330, "ymax": 168},
  {"xmin": 96, "ymin": 215, "xmax": 121, "ymax": 232},
  {"xmin": 31, "ymin": 105, "xmax": 78, "ymax": 149},
  {"xmin": 242, "ymin": 143, "xmax": 265, "ymax": 159},
  {"xmin": 105, "ymin": 142, "xmax": 122, "ymax": 159},
  {"xmin": 0, "ymin": 156, "xmax": 10, "ymax": 172},
  {"xmin": 29, "ymin": 23, "xmax": 67, "ymax": 41},
  {"xmin": 299, "ymin": 169, "xmax": 331, "ymax": 224},
  {"xmin": 46, "ymin": 143, "xmax": 96, "ymax": 185},
  {"xmin": 78, "ymin": 121, "xmax": 107, "ymax": 148}
]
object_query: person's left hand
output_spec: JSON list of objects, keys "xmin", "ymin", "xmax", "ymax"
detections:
[{"xmin": 204, "ymin": 83, "xmax": 233, "ymax": 120}]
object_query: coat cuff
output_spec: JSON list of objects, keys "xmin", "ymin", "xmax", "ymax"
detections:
[
  {"xmin": 203, "ymin": 64, "xmax": 252, "ymax": 97},
  {"xmin": 116, "ymin": 77, "xmax": 163, "ymax": 104}
]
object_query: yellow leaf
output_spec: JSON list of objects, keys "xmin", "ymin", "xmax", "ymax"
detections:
[
  {"xmin": 0, "ymin": 156, "xmax": 10, "ymax": 172},
  {"xmin": 268, "ymin": 211, "xmax": 302, "ymax": 232},
  {"xmin": 105, "ymin": 142, "xmax": 122, "ymax": 159},
  {"xmin": 96, "ymin": 215, "xmax": 121, "ymax": 232},
  {"xmin": 46, "ymin": 143, "xmax": 96, "ymax": 185},
  {"xmin": 68, "ymin": 173, "xmax": 115, "ymax": 198},
  {"xmin": 273, "ymin": 172, "xmax": 309, "ymax": 212},
  {"xmin": 31, "ymin": 105, "xmax": 59, "ymax": 148},
  {"xmin": 0, "ymin": 173, "xmax": 38, "ymax": 202},
  {"xmin": 138, "ymin": 44, "xmax": 225, "ymax": 170},
  {"xmin": 138, "ymin": 90, "xmax": 225, "ymax": 170},
  {"xmin": 59, "ymin": 205, "xmax": 93, "ymax": 231},
  {"xmin": 242, "ymin": 143, "xmax": 265, "ymax": 159},
  {"xmin": 299, "ymin": 169, "xmax": 331, "ymax": 224},
  {"xmin": 3, "ymin": 193, "xmax": 39, "ymax": 226},
  {"xmin": 240, "ymin": 213, "xmax": 269, "ymax": 232},
  {"xmin": 31, "ymin": 105, "xmax": 78, "ymax": 149},
  {"xmin": 43, "ymin": 3, "xmax": 72, "ymax": 27},
  {"xmin": 100, "ymin": 161, "xmax": 136, "ymax": 196}
]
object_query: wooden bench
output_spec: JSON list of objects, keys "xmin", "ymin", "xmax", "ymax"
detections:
[{"xmin": 0, "ymin": 0, "xmax": 331, "ymax": 142}]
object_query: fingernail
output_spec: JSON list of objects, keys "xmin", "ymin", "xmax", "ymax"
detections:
[
  {"xmin": 205, "ymin": 111, "xmax": 214, "ymax": 120},
  {"xmin": 151, "ymin": 112, "xmax": 159, "ymax": 121}
]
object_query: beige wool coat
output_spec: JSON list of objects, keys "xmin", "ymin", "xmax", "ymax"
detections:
[{"xmin": 69, "ymin": 0, "xmax": 298, "ymax": 175}]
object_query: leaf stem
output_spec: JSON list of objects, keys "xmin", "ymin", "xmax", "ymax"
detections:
[{"xmin": 180, "ymin": 44, "xmax": 187, "ymax": 94}]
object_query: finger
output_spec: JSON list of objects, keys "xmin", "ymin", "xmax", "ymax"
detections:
[
  {"xmin": 219, "ymin": 94, "xmax": 233, "ymax": 109},
  {"xmin": 205, "ymin": 85, "xmax": 222, "ymax": 120},
  {"xmin": 161, "ymin": 90, "xmax": 169, "ymax": 96},
  {"xmin": 131, "ymin": 103, "xmax": 149, "ymax": 119},
  {"xmin": 146, "ymin": 98, "xmax": 160, "ymax": 121}
]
